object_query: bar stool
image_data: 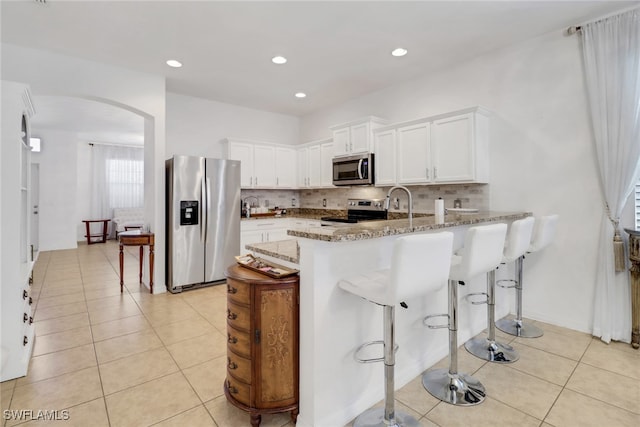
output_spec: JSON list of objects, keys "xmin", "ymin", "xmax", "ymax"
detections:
[
  {"xmin": 422, "ymin": 223, "xmax": 507, "ymax": 405},
  {"xmin": 496, "ymin": 214, "xmax": 559, "ymax": 338},
  {"xmin": 464, "ymin": 217, "xmax": 534, "ymax": 363},
  {"xmin": 338, "ymin": 232, "xmax": 454, "ymax": 427}
]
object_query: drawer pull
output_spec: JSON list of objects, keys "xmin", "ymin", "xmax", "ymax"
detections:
[
  {"xmin": 226, "ymin": 380, "xmax": 238, "ymax": 394},
  {"xmin": 227, "ymin": 357, "xmax": 238, "ymax": 370},
  {"xmin": 23, "ymin": 336, "xmax": 28, "ymax": 346},
  {"xmin": 23, "ymin": 290, "xmax": 28, "ymax": 299},
  {"xmin": 23, "ymin": 313, "xmax": 28, "ymax": 323},
  {"xmin": 228, "ymin": 334, "xmax": 238, "ymax": 344},
  {"xmin": 29, "ymin": 297, "xmax": 33, "ymax": 305},
  {"xmin": 227, "ymin": 285, "xmax": 238, "ymax": 294},
  {"xmin": 29, "ymin": 316, "xmax": 33, "ymax": 325},
  {"xmin": 227, "ymin": 309, "xmax": 237, "ymax": 320}
]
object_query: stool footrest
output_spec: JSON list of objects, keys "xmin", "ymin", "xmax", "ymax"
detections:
[
  {"xmin": 496, "ymin": 279, "xmax": 517, "ymax": 289},
  {"xmin": 354, "ymin": 340, "xmax": 399, "ymax": 364},
  {"xmin": 423, "ymin": 313, "xmax": 449, "ymax": 329},
  {"xmin": 465, "ymin": 292, "xmax": 488, "ymax": 305}
]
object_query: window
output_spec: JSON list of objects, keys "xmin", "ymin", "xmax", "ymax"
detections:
[{"xmin": 106, "ymin": 158, "xmax": 144, "ymax": 209}]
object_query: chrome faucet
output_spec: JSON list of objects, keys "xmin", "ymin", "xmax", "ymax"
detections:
[{"xmin": 385, "ymin": 185, "xmax": 413, "ymax": 228}]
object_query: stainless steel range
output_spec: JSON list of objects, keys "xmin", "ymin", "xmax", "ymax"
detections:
[{"xmin": 320, "ymin": 198, "xmax": 388, "ymax": 225}]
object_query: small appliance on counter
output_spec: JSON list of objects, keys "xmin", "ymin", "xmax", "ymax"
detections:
[{"xmin": 320, "ymin": 198, "xmax": 387, "ymax": 225}]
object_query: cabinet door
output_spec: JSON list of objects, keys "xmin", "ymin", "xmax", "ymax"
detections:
[
  {"xmin": 275, "ymin": 147, "xmax": 296, "ymax": 188},
  {"xmin": 374, "ymin": 129, "xmax": 396, "ymax": 186},
  {"xmin": 320, "ymin": 142, "xmax": 334, "ymax": 187},
  {"xmin": 432, "ymin": 113, "xmax": 474, "ymax": 182},
  {"xmin": 296, "ymin": 148, "xmax": 309, "ymax": 188},
  {"xmin": 350, "ymin": 122, "xmax": 370, "ymax": 154},
  {"xmin": 397, "ymin": 122, "xmax": 431, "ymax": 184},
  {"xmin": 266, "ymin": 228, "xmax": 289, "ymax": 242},
  {"xmin": 308, "ymin": 145, "xmax": 322, "ymax": 187},
  {"xmin": 253, "ymin": 145, "xmax": 277, "ymax": 188},
  {"xmin": 332, "ymin": 127, "xmax": 350, "ymax": 156},
  {"xmin": 228, "ymin": 142, "xmax": 255, "ymax": 188},
  {"xmin": 254, "ymin": 284, "xmax": 298, "ymax": 408},
  {"xmin": 240, "ymin": 229, "xmax": 264, "ymax": 251}
]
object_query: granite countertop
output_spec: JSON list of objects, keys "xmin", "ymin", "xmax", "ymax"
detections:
[
  {"xmin": 241, "ymin": 209, "xmax": 339, "ymax": 221},
  {"xmin": 287, "ymin": 211, "xmax": 531, "ymax": 242},
  {"xmin": 245, "ymin": 239, "xmax": 300, "ymax": 263}
]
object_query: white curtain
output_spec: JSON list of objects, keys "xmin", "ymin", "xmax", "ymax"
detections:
[
  {"xmin": 90, "ymin": 144, "xmax": 144, "ymax": 234},
  {"xmin": 582, "ymin": 9, "xmax": 640, "ymax": 343}
]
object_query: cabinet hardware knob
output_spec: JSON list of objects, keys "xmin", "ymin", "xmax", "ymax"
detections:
[
  {"xmin": 29, "ymin": 316, "xmax": 33, "ymax": 325},
  {"xmin": 23, "ymin": 336, "xmax": 28, "ymax": 346},
  {"xmin": 226, "ymin": 380, "xmax": 238, "ymax": 394},
  {"xmin": 227, "ymin": 285, "xmax": 237, "ymax": 294},
  {"xmin": 23, "ymin": 290, "xmax": 28, "ymax": 299},
  {"xmin": 227, "ymin": 334, "xmax": 238, "ymax": 344},
  {"xmin": 227, "ymin": 309, "xmax": 237, "ymax": 320},
  {"xmin": 23, "ymin": 313, "xmax": 28, "ymax": 323},
  {"xmin": 29, "ymin": 297, "xmax": 33, "ymax": 305},
  {"xmin": 227, "ymin": 358, "xmax": 238, "ymax": 370}
]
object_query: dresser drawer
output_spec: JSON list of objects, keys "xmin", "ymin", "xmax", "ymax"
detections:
[
  {"xmin": 227, "ymin": 353, "xmax": 252, "ymax": 384},
  {"xmin": 225, "ymin": 375, "xmax": 251, "ymax": 406},
  {"xmin": 227, "ymin": 278, "xmax": 250, "ymax": 304},
  {"xmin": 227, "ymin": 301, "xmax": 250, "ymax": 331},
  {"xmin": 227, "ymin": 324, "xmax": 251, "ymax": 359}
]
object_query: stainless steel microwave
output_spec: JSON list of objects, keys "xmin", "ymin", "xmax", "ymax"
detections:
[{"xmin": 332, "ymin": 153, "xmax": 374, "ymax": 186}]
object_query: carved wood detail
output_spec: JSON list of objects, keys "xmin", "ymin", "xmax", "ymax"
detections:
[{"xmin": 625, "ymin": 230, "xmax": 640, "ymax": 349}]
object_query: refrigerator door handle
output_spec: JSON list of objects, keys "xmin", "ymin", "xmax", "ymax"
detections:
[
  {"xmin": 205, "ymin": 177, "xmax": 212, "ymax": 243},
  {"xmin": 201, "ymin": 176, "xmax": 207, "ymax": 243}
]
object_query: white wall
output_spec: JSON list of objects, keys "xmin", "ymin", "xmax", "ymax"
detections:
[
  {"xmin": 30, "ymin": 130, "xmax": 80, "ymax": 251},
  {"xmin": 166, "ymin": 92, "xmax": 300, "ymax": 159},
  {"xmin": 299, "ymin": 31, "xmax": 609, "ymax": 333},
  {"xmin": 2, "ymin": 44, "xmax": 167, "ymax": 293}
]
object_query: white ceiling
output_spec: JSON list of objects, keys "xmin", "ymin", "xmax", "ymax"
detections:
[{"xmin": 2, "ymin": 0, "xmax": 638, "ymax": 140}]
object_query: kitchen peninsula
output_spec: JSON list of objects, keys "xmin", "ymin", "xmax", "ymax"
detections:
[{"xmin": 245, "ymin": 211, "xmax": 530, "ymax": 427}]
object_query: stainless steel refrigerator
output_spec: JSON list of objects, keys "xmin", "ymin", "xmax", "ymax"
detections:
[{"xmin": 165, "ymin": 155, "xmax": 240, "ymax": 293}]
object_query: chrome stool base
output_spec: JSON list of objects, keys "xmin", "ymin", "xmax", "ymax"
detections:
[
  {"xmin": 464, "ymin": 337, "xmax": 519, "ymax": 363},
  {"xmin": 422, "ymin": 368, "xmax": 486, "ymax": 406},
  {"xmin": 353, "ymin": 407, "xmax": 421, "ymax": 427},
  {"xmin": 495, "ymin": 318, "xmax": 543, "ymax": 338}
]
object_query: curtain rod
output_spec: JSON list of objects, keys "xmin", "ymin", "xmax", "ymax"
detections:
[
  {"xmin": 88, "ymin": 141, "xmax": 143, "ymax": 149},
  {"xmin": 567, "ymin": 5, "xmax": 640, "ymax": 35}
]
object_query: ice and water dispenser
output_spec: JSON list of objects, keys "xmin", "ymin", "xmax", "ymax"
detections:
[{"xmin": 180, "ymin": 201, "xmax": 199, "ymax": 225}]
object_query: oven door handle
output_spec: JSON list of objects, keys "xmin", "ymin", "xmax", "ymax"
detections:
[{"xmin": 357, "ymin": 159, "xmax": 364, "ymax": 179}]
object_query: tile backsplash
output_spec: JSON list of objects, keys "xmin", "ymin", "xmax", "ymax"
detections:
[{"xmin": 242, "ymin": 184, "xmax": 489, "ymax": 213}]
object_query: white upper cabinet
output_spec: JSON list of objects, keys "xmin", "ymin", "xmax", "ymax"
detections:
[
  {"xmin": 373, "ymin": 129, "xmax": 397, "ymax": 186},
  {"xmin": 372, "ymin": 107, "xmax": 490, "ymax": 186},
  {"xmin": 397, "ymin": 122, "xmax": 431, "ymax": 185},
  {"xmin": 297, "ymin": 138, "xmax": 333, "ymax": 189},
  {"xmin": 431, "ymin": 112, "xmax": 489, "ymax": 183},
  {"xmin": 330, "ymin": 117, "xmax": 388, "ymax": 157},
  {"xmin": 224, "ymin": 139, "xmax": 297, "ymax": 189},
  {"xmin": 274, "ymin": 147, "xmax": 296, "ymax": 188}
]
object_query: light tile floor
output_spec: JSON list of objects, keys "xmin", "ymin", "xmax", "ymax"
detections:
[{"xmin": 1, "ymin": 241, "xmax": 639, "ymax": 427}]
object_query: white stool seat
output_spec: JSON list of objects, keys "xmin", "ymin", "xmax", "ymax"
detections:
[
  {"xmin": 423, "ymin": 223, "xmax": 508, "ymax": 406},
  {"xmin": 503, "ymin": 217, "xmax": 535, "ymax": 264},
  {"xmin": 338, "ymin": 232, "xmax": 453, "ymax": 427},
  {"xmin": 497, "ymin": 214, "xmax": 558, "ymax": 338},
  {"xmin": 338, "ymin": 270, "xmax": 391, "ymax": 306}
]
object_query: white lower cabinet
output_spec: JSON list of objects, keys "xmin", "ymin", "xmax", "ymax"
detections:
[{"xmin": 240, "ymin": 218, "xmax": 291, "ymax": 251}]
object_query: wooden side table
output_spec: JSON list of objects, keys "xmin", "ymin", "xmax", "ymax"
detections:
[
  {"xmin": 118, "ymin": 231, "xmax": 155, "ymax": 294},
  {"xmin": 624, "ymin": 228, "xmax": 640, "ymax": 349},
  {"xmin": 82, "ymin": 219, "xmax": 110, "ymax": 244}
]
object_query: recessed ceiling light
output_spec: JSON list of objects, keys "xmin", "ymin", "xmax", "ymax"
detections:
[
  {"xmin": 391, "ymin": 48, "xmax": 408, "ymax": 57},
  {"xmin": 295, "ymin": 92, "xmax": 307, "ymax": 98},
  {"xmin": 166, "ymin": 59, "xmax": 183, "ymax": 68},
  {"xmin": 272, "ymin": 56, "xmax": 287, "ymax": 65}
]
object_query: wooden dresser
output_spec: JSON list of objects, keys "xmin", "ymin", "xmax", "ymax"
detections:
[{"xmin": 224, "ymin": 264, "xmax": 299, "ymax": 426}]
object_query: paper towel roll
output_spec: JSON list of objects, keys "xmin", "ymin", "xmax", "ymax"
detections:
[{"xmin": 435, "ymin": 198, "xmax": 445, "ymax": 217}]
